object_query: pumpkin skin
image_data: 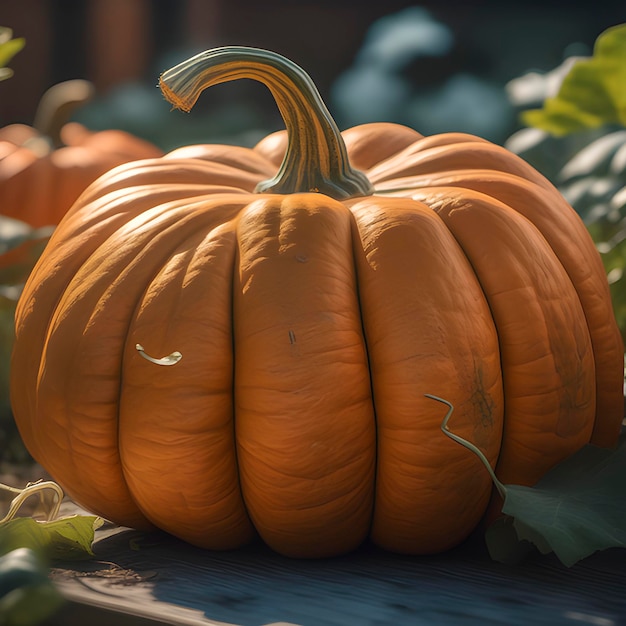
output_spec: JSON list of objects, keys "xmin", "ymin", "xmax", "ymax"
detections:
[
  {"xmin": 0, "ymin": 80, "xmax": 163, "ymax": 229},
  {"xmin": 10, "ymin": 48, "xmax": 624, "ymax": 559}
]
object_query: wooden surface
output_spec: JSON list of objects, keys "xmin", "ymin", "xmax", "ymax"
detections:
[{"xmin": 44, "ymin": 519, "xmax": 626, "ymax": 626}]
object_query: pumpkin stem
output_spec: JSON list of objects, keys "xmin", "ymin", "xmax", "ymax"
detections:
[
  {"xmin": 425, "ymin": 394, "xmax": 507, "ymax": 499},
  {"xmin": 32, "ymin": 79, "xmax": 95, "ymax": 149},
  {"xmin": 159, "ymin": 46, "xmax": 373, "ymax": 200}
]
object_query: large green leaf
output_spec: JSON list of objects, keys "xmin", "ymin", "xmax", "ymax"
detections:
[
  {"xmin": 486, "ymin": 435, "xmax": 626, "ymax": 566},
  {"xmin": 521, "ymin": 23, "xmax": 626, "ymax": 135}
]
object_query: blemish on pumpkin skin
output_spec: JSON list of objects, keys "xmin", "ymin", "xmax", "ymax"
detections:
[
  {"xmin": 555, "ymin": 356, "xmax": 592, "ymax": 438},
  {"xmin": 288, "ymin": 330, "xmax": 296, "ymax": 344},
  {"xmin": 470, "ymin": 364, "xmax": 494, "ymax": 429}
]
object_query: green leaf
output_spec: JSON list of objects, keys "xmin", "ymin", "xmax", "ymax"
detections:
[
  {"xmin": 557, "ymin": 130, "xmax": 626, "ymax": 182},
  {"xmin": 486, "ymin": 435, "xmax": 626, "ymax": 566},
  {"xmin": 0, "ymin": 516, "xmax": 104, "ymax": 561},
  {"xmin": 0, "ymin": 581, "xmax": 64, "ymax": 626},
  {"xmin": 521, "ymin": 23, "xmax": 626, "ymax": 135},
  {"xmin": 0, "ymin": 217, "xmax": 54, "ymax": 288},
  {"xmin": 0, "ymin": 549, "xmax": 64, "ymax": 625},
  {"xmin": 0, "ymin": 548, "xmax": 49, "ymax": 595},
  {"xmin": 0, "ymin": 27, "xmax": 24, "ymax": 70},
  {"xmin": 0, "ymin": 216, "xmax": 54, "ymax": 255}
]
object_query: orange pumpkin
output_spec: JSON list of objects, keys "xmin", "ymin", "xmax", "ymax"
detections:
[
  {"xmin": 0, "ymin": 79, "xmax": 163, "ymax": 229},
  {"xmin": 10, "ymin": 48, "xmax": 624, "ymax": 558}
]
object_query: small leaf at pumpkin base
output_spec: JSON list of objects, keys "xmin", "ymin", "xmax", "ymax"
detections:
[
  {"xmin": 485, "ymin": 434, "xmax": 626, "ymax": 567},
  {"xmin": 0, "ymin": 516, "xmax": 104, "ymax": 561}
]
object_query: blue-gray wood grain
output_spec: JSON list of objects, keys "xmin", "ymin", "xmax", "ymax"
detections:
[{"xmin": 52, "ymin": 525, "xmax": 626, "ymax": 626}]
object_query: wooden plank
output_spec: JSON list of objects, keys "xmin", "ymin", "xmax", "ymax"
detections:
[
  {"xmin": 47, "ymin": 522, "xmax": 626, "ymax": 626},
  {"xmin": 43, "ymin": 595, "xmax": 214, "ymax": 626}
]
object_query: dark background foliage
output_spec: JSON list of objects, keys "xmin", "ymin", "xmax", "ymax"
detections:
[{"xmin": 1, "ymin": 0, "xmax": 625, "ymax": 149}]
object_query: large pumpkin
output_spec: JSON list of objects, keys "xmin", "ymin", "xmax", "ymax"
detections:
[{"xmin": 10, "ymin": 48, "xmax": 624, "ymax": 558}]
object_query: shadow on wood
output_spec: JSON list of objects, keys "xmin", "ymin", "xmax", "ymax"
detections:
[{"xmin": 44, "ymin": 523, "xmax": 626, "ymax": 626}]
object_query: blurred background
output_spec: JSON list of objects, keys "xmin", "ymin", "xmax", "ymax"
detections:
[{"xmin": 2, "ymin": 0, "xmax": 625, "ymax": 150}]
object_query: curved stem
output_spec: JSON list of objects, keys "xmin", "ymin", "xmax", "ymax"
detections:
[
  {"xmin": 425, "ymin": 394, "xmax": 507, "ymax": 499},
  {"xmin": 32, "ymin": 79, "xmax": 95, "ymax": 149},
  {"xmin": 159, "ymin": 46, "xmax": 373, "ymax": 200},
  {"xmin": 136, "ymin": 343, "xmax": 182, "ymax": 366},
  {"xmin": 1, "ymin": 480, "xmax": 64, "ymax": 523}
]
